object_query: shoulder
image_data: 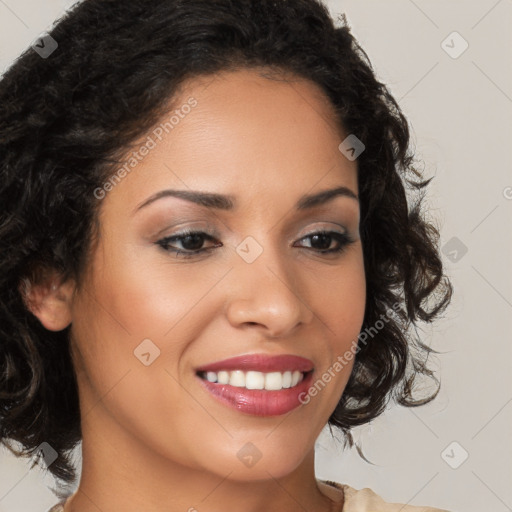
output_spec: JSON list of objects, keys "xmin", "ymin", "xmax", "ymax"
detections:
[{"xmin": 318, "ymin": 479, "xmax": 452, "ymax": 512}]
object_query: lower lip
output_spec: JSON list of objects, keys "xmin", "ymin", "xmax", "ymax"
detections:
[{"xmin": 196, "ymin": 371, "xmax": 314, "ymax": 417}]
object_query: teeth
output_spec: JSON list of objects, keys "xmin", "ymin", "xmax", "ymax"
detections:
[
  {"xmin": 217, "ymin": 371, "xmax": 230, "ymax": 384},
  {"xmin": 245, "ymin": 371, "xmax": 265, "ymax": 389},
  {"xmin": 206, "ymin": 371, "xmax": 218, "ymax": 383},
  {"xmin": 200, "ymin": 370, "xmax": 306, "ymax": 390},
  {"xmin": 230, "ymin": 370, "xmax": 246, "ymax": 387},
  {"xmin": 282, "ymin": 371, "xmax": 293, "ymax": 388}
]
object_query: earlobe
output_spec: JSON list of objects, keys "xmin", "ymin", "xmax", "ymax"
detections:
[{"xmin": 19, "ymin": 274, "xmax": 75, "ymax": 332}]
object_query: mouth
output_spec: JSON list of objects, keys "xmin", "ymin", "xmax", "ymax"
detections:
[
  {"xmin": 196, "ymin": 369, "xmax": 314, "ymax": 391},
  {"xmin": 193, "ymin": 353, "xmax": 315, "ymax": 415}
]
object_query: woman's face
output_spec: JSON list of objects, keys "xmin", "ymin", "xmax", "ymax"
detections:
[{"xmin": 69, "ymin": 68, "xmax": 366, "ymax": 480}]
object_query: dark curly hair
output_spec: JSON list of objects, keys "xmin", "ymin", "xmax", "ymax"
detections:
[{"xmin": 0, "ymin": 0, "xmax": 452, "ymax": 489}]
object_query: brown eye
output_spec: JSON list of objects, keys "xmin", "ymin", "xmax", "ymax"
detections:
[
  {"xmin": 156, "ymin": 230, "xmax": 220, "ymax": 258},
  {"xmin": 295, "ymin": 231, "xmax": 354, "ymax": 254}
]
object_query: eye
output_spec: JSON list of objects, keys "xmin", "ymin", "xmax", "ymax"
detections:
[
  {"xmin": 156, "ymin": 229, "xmax": 355, "ymax": 259},
  {"xmin": 156, "ymin": 229, "xmax": 220, "ymax": 258},
  {"xmin": 295, "ymin": 230, "xmax": 355, "ymax": 255}
]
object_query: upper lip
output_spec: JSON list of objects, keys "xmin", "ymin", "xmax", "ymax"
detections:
[{"xmin": 195, "ymin": 354, "xmax": 314, "ymax": 373}]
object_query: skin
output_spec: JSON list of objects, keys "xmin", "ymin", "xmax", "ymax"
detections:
[{"xmin": 29, "ymin": 68, "xmax": 366, "ymax": 512}]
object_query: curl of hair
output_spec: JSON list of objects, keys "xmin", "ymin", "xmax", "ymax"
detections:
[{"xmin": 0, "ymin": 0, "xmax": 452, "ymax": 487}]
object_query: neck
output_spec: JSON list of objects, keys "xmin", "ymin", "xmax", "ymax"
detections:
[{"xmin": 63, "ymin": 407, "xmax": 337, "ymax": 512}]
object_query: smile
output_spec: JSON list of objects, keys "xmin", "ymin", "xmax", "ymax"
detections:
[
  {"xmin": 196, "ymin": 369, "xmax": 308, "ymax": 390},
  {"xmin": 194, "ymin": 353, "xmax": 316, "ymax": 416}
]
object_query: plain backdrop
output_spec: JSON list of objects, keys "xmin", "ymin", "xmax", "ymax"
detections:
[{"xmin": 0, "ymin": 1, "xmax": 511, "ymax": 511}]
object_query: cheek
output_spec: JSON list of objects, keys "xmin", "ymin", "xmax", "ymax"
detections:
[
  {"xmin": 70, "ymin": 241, "xmax": 228, "ymax": 403},
  {"xmin": 312, "ymin": 244, "xmax": 366, "ymax": 342},
  {"xmin": 70, "ymin": 263, "xmax": 202, "ymax": 455},
  {"xmin": 86, "ymin": 237, "xmax": 222, "ymax": 342},
  {"xmin": 312, "ymin": 245, "xmax": 366, "ymax": 393}
]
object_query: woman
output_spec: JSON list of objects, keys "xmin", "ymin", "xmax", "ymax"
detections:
[{"xmin": 0, "ymin": 1, "xmax": 453, "ymax": 511}]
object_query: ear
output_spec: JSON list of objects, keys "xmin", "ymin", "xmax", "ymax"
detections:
[{"xmin": 19, "ymin": 272, "xmax": 76, "ymax": 331}]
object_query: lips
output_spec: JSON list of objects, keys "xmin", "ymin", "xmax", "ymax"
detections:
[
  {"xmin": 194, "ymin": 353, "xmax": 316, "ymax": 416},
  {"xmin": 195, "ymin": 353, "xmax": 314, "ymax": 373}
]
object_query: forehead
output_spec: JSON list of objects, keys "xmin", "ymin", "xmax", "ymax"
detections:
[
  {"xmin": 101, "ymin": 67, "xmax": 357, "ymax": 216},
  {"xmin": 174, "ymin": 67, "xmax": 345, "ymax": 152}
]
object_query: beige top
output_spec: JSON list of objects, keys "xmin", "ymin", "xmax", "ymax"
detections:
[
  {"xmin": 317, "ymin": 479, "xmax": 451, "ymax": 511},
  {"xmin": 47, "ymin": 479, "xmax": 451, "ymax": 511}
]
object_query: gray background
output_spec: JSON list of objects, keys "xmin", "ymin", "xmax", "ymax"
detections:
[{"xmin": 0, "ymin": 0, "xmax": 511, "ymax": 511}]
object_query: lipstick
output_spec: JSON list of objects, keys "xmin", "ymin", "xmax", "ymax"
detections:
[{"xmin": 195, "ymin": 354, "xmax": 315, "ymax": 417}]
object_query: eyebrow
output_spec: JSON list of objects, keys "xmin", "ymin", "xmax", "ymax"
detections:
[{"xmin": 133, "ymin": 185, "xmax": 359, "ymax": 215}]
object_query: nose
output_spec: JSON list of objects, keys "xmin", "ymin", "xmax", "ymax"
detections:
[{"xmin": 225, "ymin": 244, "xmax": 315, "ymax": 338}]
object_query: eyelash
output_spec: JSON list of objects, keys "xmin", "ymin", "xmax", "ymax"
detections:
[{"xmin": 155, "ymin": 228, "xmax": 355, "ymax": 259}]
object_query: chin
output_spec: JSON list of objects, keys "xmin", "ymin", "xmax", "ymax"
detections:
[{"xmin": 208, "ymin": 440, "xmax": 310, "ymax": 482}]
